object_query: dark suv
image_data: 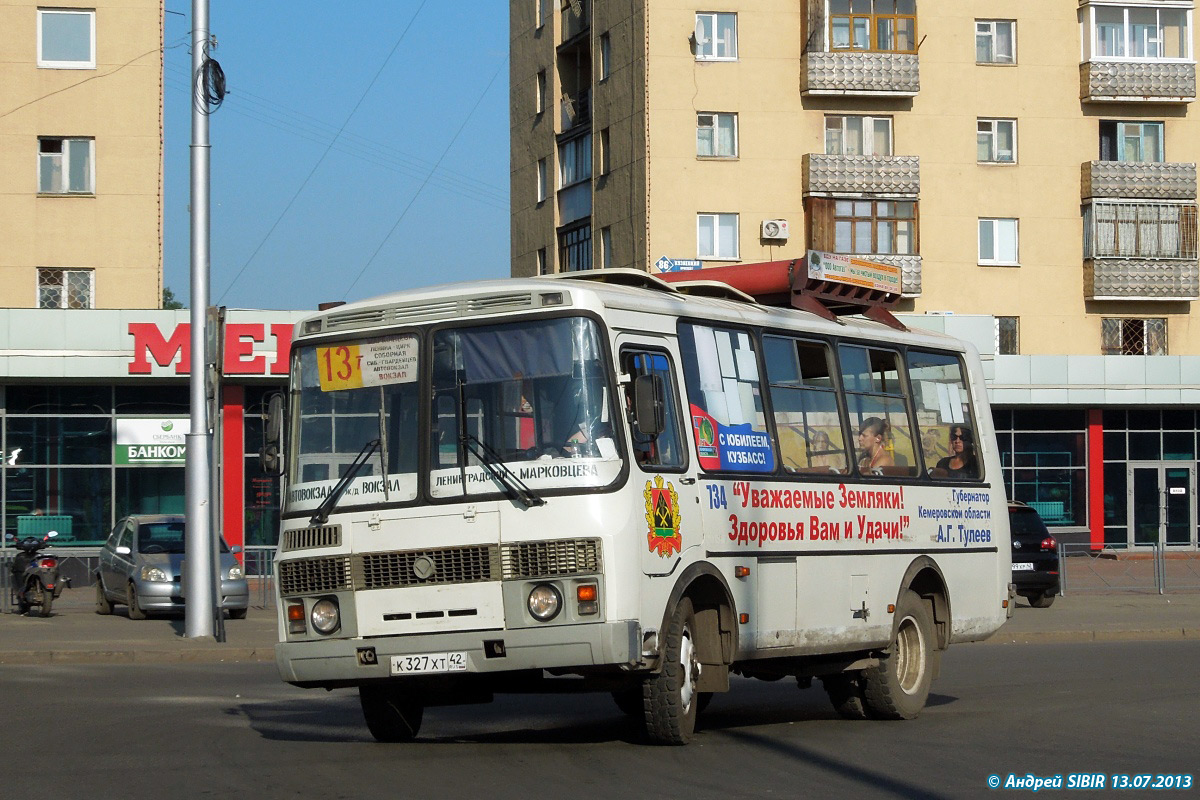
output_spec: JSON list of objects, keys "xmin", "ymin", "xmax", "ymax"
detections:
[{"xmin": 1008, "ymin": 502, "xmax": 1060, "ymax": 608}]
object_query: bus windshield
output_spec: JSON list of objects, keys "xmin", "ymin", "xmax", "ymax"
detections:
[
  {"xmin": 429, "ymin": 316, "xmax": 621, "ymax": 498},
  {"xmin": 288, "ymin": 333, "xmax": 421, "ymax": 515}
]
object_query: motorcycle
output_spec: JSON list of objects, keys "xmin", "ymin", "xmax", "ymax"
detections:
[{"xmin": 6, "ymin": 531, "xmax": 65, "ymax": 617}]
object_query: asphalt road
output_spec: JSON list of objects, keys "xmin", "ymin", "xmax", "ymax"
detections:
[{"xmin": 3, "ymin": 640, "xmax": 1196, "ymax": 799}]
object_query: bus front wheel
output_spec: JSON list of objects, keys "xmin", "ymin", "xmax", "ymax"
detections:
[
  {"xmin": 644, "ymin": 597, "xmax": 701, "ymax": 745},
  {"xmin": 359, "ymin": 684, "xmax": 424, "ymax": 742},
  {"xmin": 862, "ymin": 589, "xmax": 934, "ymax": 720}
]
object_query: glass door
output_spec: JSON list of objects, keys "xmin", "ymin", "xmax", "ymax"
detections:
[{"xmin": 1127, "ymin": 462, "xmax": 1196, "ymax": 548}]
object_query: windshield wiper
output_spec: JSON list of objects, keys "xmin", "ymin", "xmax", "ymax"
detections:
[
  {"xmin": 456, "ymin": 378, "xmax": 544, "ymax": 508},
  {"xmin": 310, "ymin": 439, "xmax": 381, "ymax": 525}
]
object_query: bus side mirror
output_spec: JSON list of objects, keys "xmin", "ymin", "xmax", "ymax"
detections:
[
  {"xmin": 260, "ymin": 393, "xmax": 285, "ymax": 475},
  {"xmin": 633, "ymin": 374, "xmax": 665, "ymax": 437}
]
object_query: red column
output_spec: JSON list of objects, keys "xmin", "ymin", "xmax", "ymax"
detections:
[
  {"xmin": 222, "ymin": 384, "xmax": 245, "ymax": 560},
  {"xmin": 1088, "ymin": 408, "xmax": 1104, "ymax": 549}
]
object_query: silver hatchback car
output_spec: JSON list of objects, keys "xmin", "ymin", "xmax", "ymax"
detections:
[{"xmin": 94, "ymin": 514, "xmax": 249, "ymax": 619}]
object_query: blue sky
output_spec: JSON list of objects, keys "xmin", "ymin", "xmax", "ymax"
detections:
[{"xmin": 163, "ymin": 2, "xmax": 511, "ymax": 310}]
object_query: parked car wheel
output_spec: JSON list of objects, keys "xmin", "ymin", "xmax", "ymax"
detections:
[
  {"xmin": 95, "ymin": 576, "xmax": 113, "ymax": 615},
  {"xmin": 228, "ymin": 607, "xmax": 248, "ymax": 620},
  {"xmin": 1028, "ymin": 591, "xmax": 1056, "ymax": 609},
  {"xmin": 127, "ymin": 581, "xmax": 147, "ymax": 620}
]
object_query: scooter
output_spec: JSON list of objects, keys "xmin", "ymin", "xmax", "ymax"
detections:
[{"xmin": 6, "ymin": 531, "xmax": 65, "ymax": 617}]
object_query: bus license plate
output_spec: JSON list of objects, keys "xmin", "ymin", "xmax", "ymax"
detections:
[
  {"xmin": 391, "ymin": 652, "xmax": 468, "ymax": 675},
  {"xmin": 1012, "ymin": 562, "xmax": 1034, "ymax": 571}
]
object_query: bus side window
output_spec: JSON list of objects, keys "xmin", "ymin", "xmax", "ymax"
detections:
[
  {"xmin": 906, "ymin": 350, "xmax": 981, "ymax": 480},
  {"xmin": 762, "ymin": 335, "xmax": 849, "ymax": 474},
  {"xmin": 840, "ymin": 344, "xmax": 918, "ymax": 477},
  {"xmin": 621, "ymin": 350, "xmax": 685, "ymax": 469}
]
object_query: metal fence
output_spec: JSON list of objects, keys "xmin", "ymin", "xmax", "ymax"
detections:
[
  {"xmin": 243, "ymin": 545, "xmax": 277, "ymax": 609},
  {"xmin": 1059, "ymin": 542, "xmax": 1200, "ymax": 594}
]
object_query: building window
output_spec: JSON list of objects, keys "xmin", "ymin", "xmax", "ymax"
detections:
[
  {"xmin": 536, "ymin": 70, "xmax": 547, "ymax": 115},
  {"xmin": 977, "ymin": 119, "xmax": 1016, "ymax": 163},
  {"xmin": 1099, "ymin": 120, "xmax": 1164, "ymax": 162},
  {"xmin": 536, "ymin": 158, "xmax": 547, "ymax": 203},
  {"xmin": 825, "ymin": 115, "xmax": 892, "ymax": 157},
  {"xmin": 976, "ymin": 19, "xmax": 1015, "ymax": 63},
  {"xmin": 37, "ymin": 8, "xmax": 95, "ymax": 69},
  {"xmin": 599, "ymin": 127, "xmax": 610, "ymax": 175},
  {"xmin": 1084, "ymin": 4, "xmax": 1191, "ymax": 60},
  {"xmin": 536, "ymin": 0, "xmax": 549, "ymax": 29},
  {"xmin": 39, "ymin": 137, "xmax": 94, "ymax": 194},
  {"xmin": 830, "ymin": 200, "xmax": 916, "ymax": 255},
  {"xmin": 697, "ymin": 112, "xmax": 738, "ymax": 158},
  {"xmin": 537, "ymin": 248, "xmax": 549, "ymax": 275},
  {"xmin": 559, "ymin": 223, "xmax": 592, "ymax": 272},
  {"xmin": 38, "ymin": 268, "xmax": 94, "ymax": 309},
  {"xmin": 996, "ymin": 316, "xmax": 1020, "ymax": 355},
  {"xmin": 993, "ymin": 408, "xmax": 1088, "ymax": 528},
  {"xmin": 978, "ymin": 218, "xmax": 1019, "ymax": 265},
  {"xmin": 601, "ymin": 226, "xmax": 613, "ymax": 269},
  {"xmin": 1084, "ymin": 202, "xmax": 1198, "ymax": 259},
  {"xmin": 830, "ymin": 0, "xmax": 916, "ymax": 54},
  {"xmin": 599, "ymin": 32, "xmax": 611, "ymax": 79},
  {"xmin": 1102, "ymin": 318, "xmax": 1167, "ymax": 355},
  {"xmin": 697, "ymin": 213, "xmax": 739, "ymax": 259},
  {"xmin": 558, "ymin": 133, "xmax": 592, "ymax": 187},
  {"xmin": 694, "ymin": 12, "xmax": 737, "ymax": 60}
]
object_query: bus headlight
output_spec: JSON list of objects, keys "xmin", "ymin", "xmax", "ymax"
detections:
[
  {"xmin": 310, "ymin": 598, "xmax": 340, "ymax": 634},
  {"xmin": 527, "ymin": 584, "xmax": 561, "ymax": 621}
]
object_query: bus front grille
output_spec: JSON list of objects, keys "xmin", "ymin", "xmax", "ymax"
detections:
[
  {"xmin": 278, "ymin": 555, "xmax": 352, "ymax": 596},
  {"xmin": 281, "ymin": 525, "xmax": 342, "ymax": 552},
  {"xmin": 501, "ymin": 538, "xmax": 602, "ymax": 579},
  {"xmin": 357, "ymin": 545, "xmax": 500, "ymax": 589}
]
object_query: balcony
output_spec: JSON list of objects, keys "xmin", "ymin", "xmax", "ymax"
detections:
[
  {"xmin": 803, "ymin": 154, "xmax": 920, "ymax": 197},
  {"xmin": 560, "ymin": 89, "xmax": 591, "ymax": 131},
  {"xmin": 1086, "ymin": 257, "xmax": 1199, "ymax": 300},
  {"xmin": 560, "ymin": 0, "xmax": 589, "ymax": 47},
  {"xmin": 1081, "ymin": 61, "xmax": 1196, "ymax": 103},
  {"xmin": 801, "ymin": 52, "xmax": 919, "ymax": 97},
  {"xmin": 1082, "ymin": 160, "xmax": 1197, "ymax": 201}
]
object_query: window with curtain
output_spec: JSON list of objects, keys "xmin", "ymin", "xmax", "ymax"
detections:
[{"xmin": 697, "ymin": 113, "xmax": 738, "ymax": 157}]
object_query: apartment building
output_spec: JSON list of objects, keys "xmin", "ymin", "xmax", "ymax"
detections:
[
  {"xmin": 0, "ymin": 1, "xmax": 163, "ymax": 309},
  {"xmin": 510, "ymin": 0, "xmax": 1200, "ymax": 550}
]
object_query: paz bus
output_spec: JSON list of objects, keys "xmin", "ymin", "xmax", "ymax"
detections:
[{"xmin": 269, "ymin": 256, "xmax": 1011, "ymax": 744}]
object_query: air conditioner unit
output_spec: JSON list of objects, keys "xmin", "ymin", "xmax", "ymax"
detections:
[{"xmin": 761, "ymin": 219, "xmax": 789, "ymax": 240}]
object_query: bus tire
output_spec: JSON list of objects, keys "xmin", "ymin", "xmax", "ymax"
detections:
[
  {"xmin": 821, "ymin": 673, "xmax": 870, "ymax": 720},
  {"xmin": 863, "ymin": 590, "xmax": 934, "ymax": 720},
  {"xmin": 644, "ymin": 597, "xmax": 700, "ymax": 745},
  {"xmin": 359, "ymin": 684, "xmax": 423, "ymax": 742}
]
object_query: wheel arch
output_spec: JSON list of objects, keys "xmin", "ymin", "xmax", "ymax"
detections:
[
  {"xmin": 657, "ymin": 560, "xmax": 738, "ymax": 669},
  {"xmin": 896, "ymin": 556, "xmax": 951, "ymax": 650}
]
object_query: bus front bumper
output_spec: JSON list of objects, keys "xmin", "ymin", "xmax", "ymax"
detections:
[{"xmin": 276, "ymin": 620, "xmax": 641, "ymax": 686}]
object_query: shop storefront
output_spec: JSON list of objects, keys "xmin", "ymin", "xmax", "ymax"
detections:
[{"xmin": 0, "ymin": 309, "xmax": 304, "ymax": 551}]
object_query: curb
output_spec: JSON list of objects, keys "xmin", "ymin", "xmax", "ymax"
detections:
[
  {"xmin": 0, "ymin": 648, "xmax": 274, "ymax": 665},
  {"xmin": 979, "ymin": 628, "xmax": 1200, "ymax": 645}
]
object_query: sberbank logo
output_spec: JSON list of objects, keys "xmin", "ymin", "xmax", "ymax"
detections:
[{"xmin": 160, "ymin": 421, "xmax": 174, "ymax": 432}]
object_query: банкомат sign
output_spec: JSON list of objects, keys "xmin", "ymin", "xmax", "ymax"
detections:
[{"xmin": 115, "ymin": 419, "xmax": 191, "ymax": 464}]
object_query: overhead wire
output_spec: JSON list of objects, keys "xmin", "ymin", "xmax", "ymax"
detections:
[
  {"xmin": 341, "ymin": 60, "xmax": 505, "ymax": 300},
  {"xmin": 163, "ymin": 62, "xmax": 507, "ymax": 207},
  {"xmin": 216, "ymin": 0, "xmax": 430, "ymax": 303}
]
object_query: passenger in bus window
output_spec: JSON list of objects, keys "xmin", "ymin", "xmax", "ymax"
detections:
[
  {"xmin": 932, "ymin": 425, "xmax": 977, "ymax": 479},
  {"xmin": 808, "ymin": 429, "xmax": 846, "ymax": 472},
  {"xmin": 857, "ymin": 417, "xmax": 894, "ymax": 473}
]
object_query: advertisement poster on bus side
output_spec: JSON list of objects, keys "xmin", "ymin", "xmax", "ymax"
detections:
[{"xmin": 690, "ymin": 405, "xmax": 775, "ymax": 473}]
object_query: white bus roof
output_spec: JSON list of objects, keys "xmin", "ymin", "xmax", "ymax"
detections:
[{"xmin": 300, "ymin": 272, "xmax": 969, "ymax": 354}]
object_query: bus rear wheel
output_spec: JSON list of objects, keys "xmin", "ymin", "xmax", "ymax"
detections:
[
  {"xmin": 863, "ymin": 589, "xmax": 934, "ymax": 720},
  {"xmin": 644, "ymin": 597, "xmax": 700, "ymax": 745},
  {"xmin": 821, "ymin": 673, "xmax": 870, "ymax": 720},
  {"xmin": 359, "ymin": 684, "xmax": 424, "ymax": 742}
]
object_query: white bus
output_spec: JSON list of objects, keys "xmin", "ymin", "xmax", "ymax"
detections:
[{"xmin": 270, "ymin": 269, "xmax": 1011, "ymax": 744}]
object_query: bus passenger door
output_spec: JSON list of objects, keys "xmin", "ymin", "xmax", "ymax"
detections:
[{"xmin": 617, "ymin": 340, "xmax": 697, "ymax": 576}]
